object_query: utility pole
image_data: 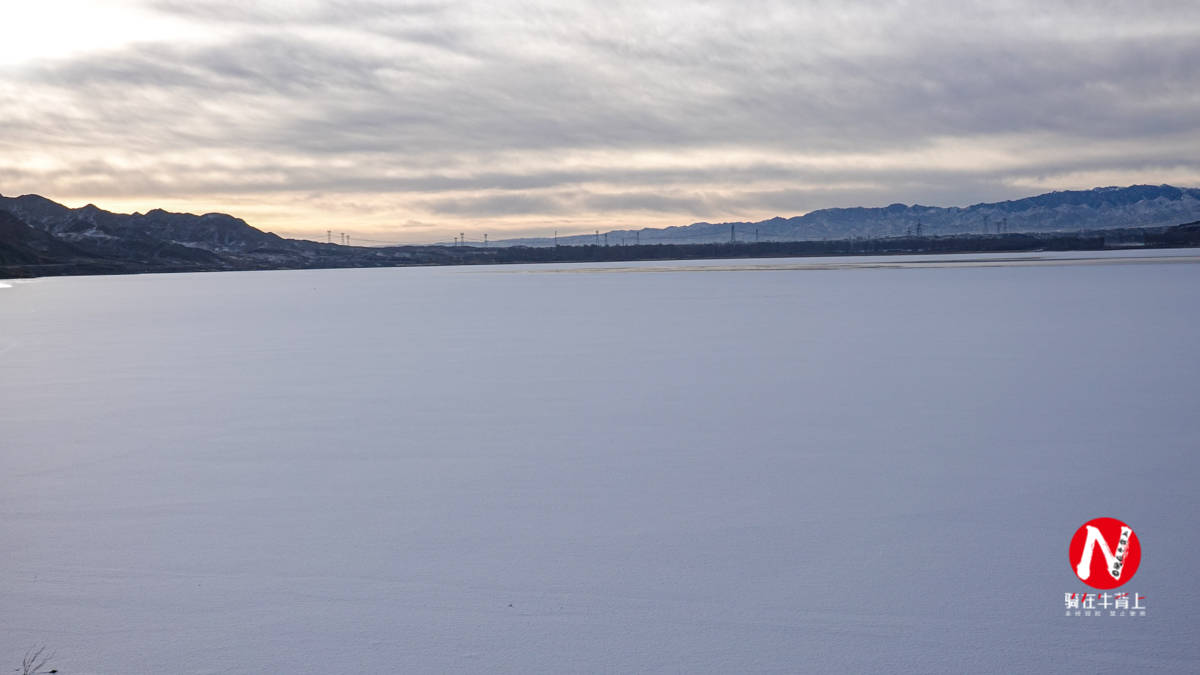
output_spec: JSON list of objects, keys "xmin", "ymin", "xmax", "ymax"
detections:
[
  {"xmin": 731, "ymin": 224, "xmax": 735, "ymax": 243},
  {"xmin": 635, "ymin": 231, "xmax": 640, "ymax": 245},
  {"xmin": 554, "ymin": 230, "xmax": 558, "ymax": 247}
]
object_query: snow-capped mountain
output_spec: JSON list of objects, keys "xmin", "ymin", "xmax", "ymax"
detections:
[{"xmin": 499, "ymin": 185, "xmax": 1200, "ymax": 246}]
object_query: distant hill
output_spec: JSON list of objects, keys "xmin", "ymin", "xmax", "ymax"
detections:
[
  {"xmin": 497, "ymin": 185, "xmax": 1200, "ymax": 246},
  {"xmin": 0, "ymin": 195, "xmax": 337, "ymax": 276},
  {"xmin": 0, "ymin": 194, "xmax": 285, "ymax": 253},
  {"xmin": 0, "ymin": 194, "xmax": 521, "ymax": 277}
]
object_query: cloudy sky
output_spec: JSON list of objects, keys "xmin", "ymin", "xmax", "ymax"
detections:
[{"xmin": 2, "ymin": 0, "xmax": 1199, "ymax": 242}]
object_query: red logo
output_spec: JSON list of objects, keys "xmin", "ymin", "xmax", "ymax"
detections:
[{"xmin": 1069, "ymin": 517, "xmax": 1140, "ymax": 590}]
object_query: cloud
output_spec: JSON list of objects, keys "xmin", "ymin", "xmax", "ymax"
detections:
[{"xmin": 1, "ymin": 0, "xmax": 1198, "ymax": 239}]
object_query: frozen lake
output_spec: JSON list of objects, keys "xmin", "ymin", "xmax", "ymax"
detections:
[{"xmin": 3, "ymin": 250, "xmax": 1199, "ymax": 673}]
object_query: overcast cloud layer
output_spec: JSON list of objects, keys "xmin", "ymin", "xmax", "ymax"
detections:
[{"xmin": 2, "ymin": 0, "xmax": 1199, "ymax": 241}]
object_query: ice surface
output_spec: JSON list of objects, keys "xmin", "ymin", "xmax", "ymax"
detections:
[{"xmin": 2, "ymin": 250, "xmax": 1199, "ymax": 673}]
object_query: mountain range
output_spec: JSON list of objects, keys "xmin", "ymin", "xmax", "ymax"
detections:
[
  {"xmin": 2, "ymin": 184, "xmax": 1200, "ymax": 277},
  {"xmin": 498, "ymin": 184, "xmax": 1200, "ymax": 246}
]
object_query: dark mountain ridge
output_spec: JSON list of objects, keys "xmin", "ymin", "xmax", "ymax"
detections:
[{"xmin": 0, "ymin": 194, "xmax": 283, "ymax": 253}]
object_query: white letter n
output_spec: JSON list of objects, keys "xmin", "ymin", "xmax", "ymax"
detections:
[{"xmin": 1075, "ymin": 525, "xmax": 1132, "ymax": 581}]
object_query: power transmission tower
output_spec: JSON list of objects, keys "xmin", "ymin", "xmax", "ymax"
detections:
[
  {"xmin": 327, "ymin": 230, "xmax": 331, "ymax": 244},
  {"xmin": 484, "ymin": 233, "xmax": 488, "ymax": 246}
]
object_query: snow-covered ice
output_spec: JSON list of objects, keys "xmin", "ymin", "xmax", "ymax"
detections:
[{"xmin": 2, "ymin": 250, "xmax": 1199, "ymax": 673}]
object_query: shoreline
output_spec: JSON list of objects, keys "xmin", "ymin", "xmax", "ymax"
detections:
[{"xmin": 4, "ymin": 223, "xmax": 1200, "ymax": 281}]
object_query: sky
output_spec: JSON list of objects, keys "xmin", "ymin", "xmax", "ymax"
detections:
[{"xmin": 2, "ymin": 0, "xmax": 1199, "ymax": 243}]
